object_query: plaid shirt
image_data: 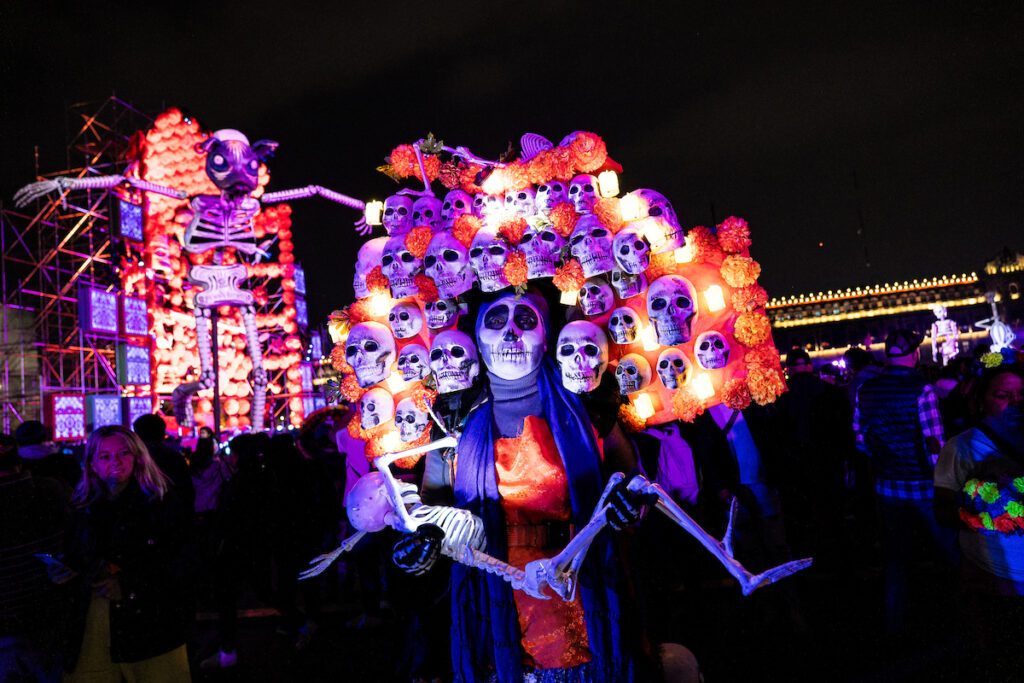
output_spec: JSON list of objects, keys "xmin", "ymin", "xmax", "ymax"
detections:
[{"xmin": 854, "ymin": 379, "xmax": 944, "ymax": 500}]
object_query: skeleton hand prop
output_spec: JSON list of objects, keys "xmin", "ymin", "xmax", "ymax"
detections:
[
  {"xmin": 393, "ymin": 524, "xmax": 445, "ymax": 575},
  {"xmin": 298, "ymin": 530, "xmax": 368, "ymax": 580},
  {"xmin": 14, "ymin": 179, "xmax": 66, "ymax": 208},
  {"xmin": 606, "ymin": 472, "xmax": 657, "ymax": 531}
]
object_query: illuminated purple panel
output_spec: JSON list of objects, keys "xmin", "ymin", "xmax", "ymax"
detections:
[
  {"xmin": 122, "ymin": 296, "xmax": 149, "ymax": 337},
  {"xmin": 293, "ymin": 265, "xmax": 307, "ymax": 295},
  {"xmin": 314, "ymin": 395, "xmax": 326, "ymax": 411},
  {"xmin": 126, "ymin": 396, "xmax": 153, "ymax": 425},
  {"xmin": 309, "ymin": 333, "xmax": 324, "ymax": 360},
  {"xmin": 78, "ymin": 287, "xmax": 119, "ymax": 334},
  {"xmin": 87, "ymin": 395, "xmax": 123, "ymax": 429},
  {"xmin": 50, "ymin": 395, "xmax": 87, "ymax": 442},
  {"xmin": 303, "ymin": 396, "xmax": 317, "ymax": 417},
  {"xmin": 117, "ymin": 198, "xmax": 144, "ymax": 242},
  {"xmin": 117, "ymin": 344, "xmax": 152, "ymax": 386},
  {"xmin": 300, "ymin": 363, "xmax": 314, "ymax": 393},
  {"xmin": 295, "ymin": 297, "xmax": 308, "ymax": 328}
]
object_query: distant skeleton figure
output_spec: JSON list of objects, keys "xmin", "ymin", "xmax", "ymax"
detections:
[
  {"xmin": 975, "ymin": 292, "xmax": 1016, "ymax": 353},
  {"xmin": 930, "ymin": 304, "xmax": 959, "ymax": 366},
  {"xmin": 15, "ymin": 129, "xmax": 365, "ymax": 431}
]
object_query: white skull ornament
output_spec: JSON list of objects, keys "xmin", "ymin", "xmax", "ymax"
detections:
[
  {"xmin": 360, "ymin": 387, "xmax": 394, "ymax": 430},
  {"xmin": 424, "ymin": 298, "xmax": 458, "ymax": 331},
  {"xmin": 610, "ymin": 269, "xmax": 647, "ymax": 300},
  {"xmin": 695, "ymin": 332, "xmax": 731, "ymax": 370},
  {"xmin": 608, "ymin": 307, "xmax": 640, "ymax": 345},
  {"xmin": 346, "ymin": 322, "xmax": 396, "ymax": 388},
  {"xmin": 387, "ymin": 301, "xmax": 423, "ymax": 339},
  {"xmin": 504, "ymin": 188, "xmax": 536, "ymax": 219},
  {"xmin": 353, "ymin": 237, "xmax": 388, "ymax": 299},
  {"xmin": 441, "ymin": 189, "xmax": 473, "ymax": 228},
  {"xmin": 614, "ymin": 354, "xmax": 652, "ymax": 395},
  {"xmin": 395, "ymin": 397, "xmax": 430, "ymax": 443},
  {"xmin": 556, "ymin": 321, "xmax": 609, "ymax": 394},
  {"xmin": 397, "ymin": 344, "xmax": 430, "ymax": 381},
  {"xmin": 568, "ymin": 174, "xmax": 599, "ymax": 214},
  {"xmin": 536, "ymin": 181, "xmax": 569, "ymax": 216},
  {"xmin": 476, "ymin": 294, "xmax": 546, "ymax": 380},
  {"xmin": 469, "ymin": 229, "xmax": 511, "ymax": 293},
  {"xmin": 647, "ymin": 275, "xmax": 697, "ymax": 346},
  {"xmin": 569, "ymin": 215, "xmax": 616, "ymax": 277},
  {"xmin": 631, "ymin": 189, "xmax": 684, "ymax": 253},
  {"xmin": 382, "ymin": 234, "xmax": 422, "ymax": 300},
  {"xmin": 429, "ymin": 330, "xmax": 480, "ymax": 394},
  {"xmin": 424, "ymin": 231, "xmax": 474, "ymax": 299},
  {"xmin": 473, "ymin": 193, "xmax": 504, "ymax": 225},
  {"xmin": 657, "ymin": 348, "xmax": 691, "ymax": 389},
  {"xmin": 412, "ymin": 197, "xmax": 443, "ymax": 230},
  {"xmin": 382, "ymin": 195, "xmax": 414, "ymax": 236},
  {"xmin": 519, "ymin": 224, "xmax": 565, "ymax": 279},
  {"xmin": 613, "ymin": 226, "xmax": 651, "ymax": 275},
  {"xmin": 579, "ymin": 277, "xmax": 615, "ymax": 317}
]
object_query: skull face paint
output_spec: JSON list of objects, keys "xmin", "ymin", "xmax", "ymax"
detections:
[
  {"xmin": 646, "ymin": 275, "xmax": 697, "ymax": 346},
  {"xmin": 556, "ymin": 321, "xmax": 609, "ymax": 394},
  {"xmin": 382, "ymin": 195, "xmax": 414, "ymax": 236},
  {"xmin": 579, "ymin": 277, "xmax": 615, "ymax": 317},
  {"xmin": 429, "ymin": 330, "xmax": 480, "ymax": 394},
  {"xmin": 441, "ymin": 189, "xmax": 473, "ymax": 228},
  {"xmin": 476, "ymin": 294, "xmax": 546, "ymax": 380},
  {"xmin": 346, "ymin": 322, "xmax": 396, "ymax": 388},
  {"xmin": 695, "ymin": 332, "xmax": 731, "ymax": 370},
  {"xmin": 568, "ymin": 174, "xmax": 599, "ymax": 214},
  {"xmin": 519, "ymin": 224, "xmax": 565, "ymax": 279},
  {"xmin": 353, "ymin": 237, "xmax": 388, "ymax": 299},
  {"xmin": 397, "ymin": 344, "xmax": 431, "ymax": 381},
  {"xmin": 360, "ymin": 387, "xmax": 394, "ymax": 430},
  {"xmin": 412, "ymin": 197, "xmax": 443, "ymax": 230},
  {"xmin": 395, "ymin": 397, "xmax": 430, "ymax": 443},
  {"xmin": 614, "ymin": 354, "xmax": 652, "ymax": 395},
  {"xmin": 504, "ymin": 187, "xmax": 536, "ymax": 219},
  {"xmin": 535, "ymin": 181, "xmax": 568, "ymax": 215},
  {"xmin": 382, "ymin": 234, "xmax": 423, "ymax": 300},
  {"xmin": 569, "ymin": 215, "xmax": 616, "ymax": 277},
  {"xmin": 424, "ymin": 298, "xmax": 458, "ymax": 331},
  {"xmin": 657, "ymin": 347, "xmax": 691, "ymax": 389},
  {"xmin": 608, "ymin": 306, "xmax": 639, "ymax": 344},
  {"xmin": 387, "ymin": 301, "xmax": 423, "ymax": 339},
  {"xmin": 612, "ymin": 226, "xmax": 651, "ymax": 275},
  {"xmin": 609, "ymin": 269, "xmax": 647, "ymax": 300},
  {"xmin": 468, "ymin": 230, "xmax": 510, "ymax": 293},
  {"xmin": 424, "ymin": 232, "xmax": 474, "ymax": 299}
]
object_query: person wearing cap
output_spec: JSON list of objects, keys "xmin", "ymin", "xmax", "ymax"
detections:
[
  {"xmin": 853, "ymin": 328, "xmax": 958, "ymax": 636},
  {"xmin": 15, "ymin": 420, "xmax": 81, "ymax": 493}
]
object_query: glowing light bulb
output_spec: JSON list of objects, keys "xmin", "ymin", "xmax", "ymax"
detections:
[
  {"xmin": 619, "ymin": 194, "xmax": 641, "ymax": 222},
  {"xmin": 364, "ymin": 200, "xmax": 384, "ymax": 226},
  {"xmin": 385, "ymin": 372, "xmax": 406, "ymax": 394},
  {"xmin": 369, "ymin": 294, "xmax": 392, "ymax": 317},
  {"xmin": 641, "ymin": 325, "xmax": 660, "ymax": 351},
  {"xmin": 674, "ymin": 245, "xmax": 693, "ymax": 263},
  {"xmin": 693, "ymin": 374, "xmax": 715, "ymax": 400},
  {"xmin": 704, "ymin": 285, "xmax": 726, "ymax": 312},
  {"xmin": 381, "ymin": 431, "xmax": 402, "ymax": 453},
  {"xmin": 632, "ymin": 393, "xmax": 655, "ymax": 419},
  {"xmin": 560, "ymin": 289, "xmax": 579, "ymax": 306},
  {"xmin": 597, "ymin": 170, "xmax": 619, "ymax": 198}
]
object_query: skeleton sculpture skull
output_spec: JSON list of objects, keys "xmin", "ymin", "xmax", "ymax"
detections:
[
  {"xmin": 429, "ymin": 330, "xmax": 480, "ymax": 394},
  {"xmin": 353, "ymin": 237, "xmax": 388, "ymax": 299},
  {"xmin": 569, "ymin": 215, "xmax": 616, "ymax": 277},
  {"xmin": 424, "ymin": 298, "xmax": 458, "ymax": 331},
  {"xmin": 397, "ymin": 343, "xmax": 431, "ymax": 381},
  {"xmin": 412, "ymin": 196, "xmax": 443, "ymax": 231},
  {"xmin": 388, "ymin": 301, "xmax": 424, "ymax": 339},
  {"xmin": 425, "ymin": 231, "xmax": 474, "ymax": 299},
  {"xmin": 504, "ymin": 187, "xmax": 536, "ymax": 219},
  {"xmin": 535, "ymin": 181, "xmax": 569, "ymax": 216},
  {"xmin": 469, "ymin": 229, "xmax": 511, "ymax": 293},
  {"xmin": 395, "ymin": 397, "xmax": 430, "ymax": 443},
  {"xmin": 610, "ymin": 269, "xmax": 647, "ymax": 300},
  {"xmin": 360, "ymin": 387, "xmax": 395, "ymax": 430},
  {"xmin": 382, "ymin": 194, "xmax": 414, "ymax": 236},
  {"xmin": 613, "ymin": 225, "xmax": 651, "ymax": 275},
  {"xmin": 647, "ymin": 275, "xmax": 697, "ymax": 346},
  {"xmin": 346, "ymin": 322, "xmax": 396, "ymax": 388},
  {"xmin": 579, "ymin": 277, "xmax": 615, "ymax": 317},
  {"xmin": 556, "ymin": 321, "xmax": 609, "ymax": 394},
  {"xmin": 382, "ymin": 233, "xmax": 423, "ymax": 300},
  {"xmin": 441, "ymin": 189, "xmax": 474, "ymax": 228},
  {"xmin": 519, "ymin": 224, "xmax": 565, "ymax": 279},
  {"xmin": 615, "ymin": 353, "xmax": 652, "ymax": 395},
  {"xmin": 657, "ymin": 347, "xmax": 691, "ymax": 389},
  {"xmin": 476, "ymin": 294, "xmax": 546, "ymax": 380},
  {"xmin": 568, "ymin": 174, "xmax": 599, "ymax": 214},
  {"xmin": 631, "ymin": 189, "xmax": 684, "ymax": 253},
  {"xmin": 473, "ymin": 193, "xmax": 504, "ymax": 225},
  {"xmin": 695, "ymin": 331, "xmax": 731, "ymax": 370},
  {"xmin": 608, "ymin": 306, "xmax": 640, "ymax": 345}
]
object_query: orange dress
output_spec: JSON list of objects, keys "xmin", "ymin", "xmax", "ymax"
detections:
[{"xmin": 494, "ymin": 415, "xmax": 591, "ymax": 670}]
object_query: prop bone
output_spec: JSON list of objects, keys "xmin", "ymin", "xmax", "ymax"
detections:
[{"xmin": 298, "ymin": 530, "xmax": 368, "ymax": 581}]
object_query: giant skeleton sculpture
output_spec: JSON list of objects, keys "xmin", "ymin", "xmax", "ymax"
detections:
[
  {"xmin": 930, "ymin": 303, "xmax": 960, "ymax": 366},
  {"xmin": 15, "ymin": 129, "xmax": 365, "ymax": 431}
]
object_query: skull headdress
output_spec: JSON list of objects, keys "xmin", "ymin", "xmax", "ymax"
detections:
[
  {"xmin": 382, "ymin": 233, "xmax": 423, "ymax": 300},
  {"xmin": 469, "ymin": 229, "xmax": 511, "ymax": 293},
  {"xmin": 556, "ymin": 321, "xmax": 609, "ymax": 394},
  {"xmin": 569, "ymin": 215, "xmax": 616, "ymax": 277},
  {"xmin": 429, "ymin": 330, "xmax": 480, "ymax": 394},
  {"xmin": 346, "ymin": 322, "xmax": 396, "ymax": 388},
  {"xmin": 614, "ymin": 354, "xmax": 652, "ymax": 395},
  {"xmin": 388, "ymin": 301, "xmax": 423, "ymax": 340},
  {"xmin": 395, "ymin": 397, "xmax": 430, "ymax": 443},
  {"xmin": 608, "ymin": 306, "xmax": 640, "ymax": 345},
  {"xmin": 397, "ymin": 343, "xmax": 431, "ymax": 382},
  {"xmin": 695, "ymin": 332, "xmax": 731, "ymax": 370},
  {"xmin": 353, "ymin": 237, "xmax": 388, "ymax": 299},
  {"xmin": 360, "ymin": 387, "xmax": 395, "ymax": 430},
  {"xmin": 579, "ymin": 277, "xmax": 615, "ymax": 317},
  {"xmin": 425, "ymin": 232, "xmax": 474, "ymax": 299},
  {"xmin": 382, "ymin": 195, "xmax": 414, "ymax": 236},
  {"xmin": 647, "ymin": 275, "xmax": 697, "ymax": 346},
  {"xmin": 657, "ymin": 347, "xmax": 691, "ymax": 389},
  {"xmin": 519, "ymin": 223, "xmax": 565, "ymax": 279},
  {"xmin": 476, "ymin": 293, "xmax": 546, "ymax": 380}
]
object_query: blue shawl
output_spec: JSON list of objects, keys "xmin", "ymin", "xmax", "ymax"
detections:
[{"xmin": 450, "ymin": 359, "xmax": 633, "ymax": 683}]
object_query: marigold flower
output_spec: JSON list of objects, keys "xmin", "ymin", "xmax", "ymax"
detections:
[
  {"xmin": 503, "ymin": 251, "xmax": 529, "ymax": 287},
  {"xmin": 553, "ymin": 260, "xmax": 586, "ymax": 292},
  {"xmin": 452, "ymin": 215, "xmax": 483, "ymax": 248},
  {"xmin": 721, "ymin": 379, "xmax": 752, "ymax": 411},
  {"xmin": 618, "ymin": 403, "xmax": 648, "ymax": 433},
  {"xmin": 594, "ymin": 197, "xmax": 624, "ymax": 233},
  {"xmin": 330, "ymin": 344, "xmax": 351, "ymax": 373},
  {"xmin": 404, "ymin": 225, "xmax": 433, "ymax": 260},
  {"xmin": 734, "ymin": 312, "xmax": 772, "ymax": 347},
  {"xmin": 549, "ymin": 147, "xmax": 575, "ymax": 182},
  {"xmin": 366, "ymin": 266, "xmax": 390, "ymax": 296},
  {"xmin": 747, "ymin": 365, "xmax": 786, "ymax": 406},
  {"xmin": 644, "ymin": 252, "xmax": 677, "ymax": 281},
  {"xmin": 388, "ymin": 144, "xmax": 418, "ymax": 178},
  {"xmin": 720, "ymin": 255, "xmax": 762, "ymax": 288},
  {"xmin": 414, "ymin": 273, "xmax": 439, "ymax": 303},
  {"xmin": 341, "ymin": 374, "xmax": 365, "ymax": 404},
  {"xmin": 731, "ymin": 285, "xmax": 769, "ymax": 313},
  {"xmin": 439, "ymin": 161, "xmax": 463, "ymax": 189},
  {"xmin": 412, "ymin": 386, "xmax": 438, "ymax": 414},
  {"xmin": 460, "ymin": 163, "xmax": 485, "ymax": 194},
  {"xmin": 549, "ymin": 203, "xmax": 578, "ymax": 237},
  {"xmin": 527, "ymin": 151, "xmax": 554, "ymax": 185},
  {"xmin": 502, "ymin": 161, "xmax": 531, "ymax": 193},
  {"xmin": 568, "ymin": 132, "xmax": 608, "ymax": 173},
  {"xmin": 672, "ymin": 389, "xmax": 705, "ymax": 423},
  {"xmin": 687, "ymin": 226, "xmax": 721, "ymax": 265},
  {"xmin": 744, "ymin": 344, "xmax": 782, "ymax": 369},
  {"xmin": 498, "ymin": 217, "xmax": 529, "ymax": 246},
  {"xmin": 716, "ymin": 216, "xmax": 752, "ymax": 253},
  {"xmin": 348, "ymin": 299, "xmax": 376, "ymax": 324}
]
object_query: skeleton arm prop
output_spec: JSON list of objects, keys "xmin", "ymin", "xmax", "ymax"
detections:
[
  {"xmin": 260, "ymin": 185, "xmax": 370, "ymax": 235},
  {"xmin": 14, "ymin": 174, "xmax": 187, "ymax": 208}
]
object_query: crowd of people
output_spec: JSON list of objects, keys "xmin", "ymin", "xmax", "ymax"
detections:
[{"xmin": 2, "ymin": 327, "xmax": 1024, "ymax": 682}]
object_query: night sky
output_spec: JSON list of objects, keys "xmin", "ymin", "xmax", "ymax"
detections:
[{"xmin": 3, "ymin": 1, "xmax": 1023, "ymax": 326}]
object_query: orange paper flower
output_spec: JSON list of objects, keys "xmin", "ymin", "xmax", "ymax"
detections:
[
  {"xmin": 421, "ymin": 155, "xmax": 441, "ymax": 182},
  {"xmin": 414, "ymin": 273, "xmax": 439, "ymax": 303},
  {"xmin": 404, "ymin": 225, "xmax": 433, "ymax": 260},
  {"xmin": 553, "ymin": 260, "xmax": 586, "ymax": 292},
  {"xmin": 747, "ymin": 365, "xmax": 786, "ymax": 406},
  {"xmin": 720, "ymin": 255, "xmax": 761, "ymax": 288},
  {"xmin": 733, "ymin": 312, "xmax": 772, "ymax": 346},
  {"xmin": 687, "ymin": 226, "xmax": 721, "ymax": 265},
  {"xmin": 526, "ymin": 151, "xmax": 555, "ymax": 184},
  {"xmin": 502, "ymin": 251, "xmax": 529, "ymax": 287},
  {"xmin": 568, "ymin": 132, "xmax": 608, "ymax": 173},
  {"xmin": 439, "ymin": 161, "xmax": 463, "ymax": 189},
  {"xmin": 348, "ymin": 299, "xmax": 377, "ymax": 325},
  {"xmin": 644, "ymin": 252, "xmax": 677, "ymax": 281},
  {"xmin": 498, "ymin": 217, "xmax": 529, "ymax": 246},
  {"xmin": 341, "ymin": 374, "xmax": 365, "ymax": 404},
  {"xmin": 618, "ymin": 402, "xmax": 648, "ymax": 433},
  {"xmin": 731, "ymin": 285, "xmax": 768, "ymax": 312},
  {"xmin": 502, "ymin": 161, "xmax": 531, "ymax": 193},
  {"xmin": 452, "ymin": 214, "xmax": 483, "ymax": 248},
  {"xmin": 330, "ymin": 343, "xmax": 351, "ymax": 373},
  {"xmin": 366, "ymin": 266, "xmax": 390, "ymax": 296},
  {"xmin": 594, "ymin": 197, "xmax": 624, "ymax": 233},
  {"xmin": 549, "ymin": 146, "xmax": 576, "ymax": 182},
  {"xmin": 460, "ymin": 163, "xmax": 485, "ymax": 194},
  {"xmin": 744, "ymin": 344, "xmax": 782, "ymax": 369},
  {"xmin": 549, "ymin": 202, "xmax": 578, "ymax": 237},
  {"xmin": 388, "ymin": 145, "xmax": 418, "ymax": 177},
  {"xmin": 672, "ymin": 389, "xmax": 705, "ymax": 423},
  {"xmin": 717, "ymin": 216, "xmax": 752, "ymax": 254},
  {"xmin": 721, "ymin": 379, "xmax": 752, "ymax": 411},
  {"xmin": 411, "ymin": 386, "xmax": 438, "ymax": 414}
]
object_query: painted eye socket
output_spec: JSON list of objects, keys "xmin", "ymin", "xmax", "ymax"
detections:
[
  {"xmin": 584, "ymin": 184, "xmax": 594, "ymax": 192},
  {"xmin": 382, "ymin": 255, "xmax": 394, "ymax": 267},
  {"xmin": 649, "ymin": 206, "xmax": 663, "ymax": 217},
  {"xmin": 591, "ymin": 228, "xmax": 608, "ymax": 238},
  {"xmin": 407, "ymin": 354, "xmax": 420, "ymax": 363},
  {"xmin": 488, "ymin": 245, "xmax": 506, "ymax": 256},
  {"xmin": 673, "ymin": 359, "xmax": 684, "ymax": 367},
  {"xmin": 659, "ymin": 360, "xmax": 670, "ymax": 369},
  {"xmin": 400, "ymin": 252, "xmax": 415, "ymax": 263},
  {"xmin": 586, "ymin": 286, "xmax": 602, "ymax": 296},
  {"xmin": 541, "ymin": 232, "xmax": 557, "ymax": 242},
  {"xmin": 634, "ymin": 240, "xmax": 646, "ymax": 250},
  {"xmin": 484, "ymin": 304, "xmax": 509, "ymax": 330},
  {"xmin": 626, "ymin": 366, "xmax": 638, "ymax": 375},
  {"xmin": 346, "ymin": 346, "xmax": 357, "ymax": 357},
  {"xmin": 518, "ymin": 193, "xmax": 527, "ymax": 200},
  {"xmin": 699, "ymin": 341, "xmax": 710, "ymax": 351},
  {"xmin": 443, "ymin": 250, "xmax": 460, "ymax": 262},
  {"xmin": 583, "ymin": 344, "xmax": 600, "ymax": 357},
  {"xmin": 469, "ymin": 247, "xmax": 484, "ymax": 258},
  {"xmin": 434, "ymin": 301, "xmax": 447, "ymax": 311},
  {"xmin": 365, "ymin": 402, "xmax": 376, "ymax": 412},
  {"xmin": 651, "ymin": 298, "xmax": 667, "ymax": 311},
  {"xmin": 552, "ymin": 184, "xmax": 562, "ymax": 192},
  {"xmin": 559, "ymin": 344, "xmax": 574, "ymax": 356},
  {"xmin": 397, "ymin": 207, "xmax": 408, "ymax": 215},
  {"xmin": 364, "ymin": 341, "xmax": 379, "ymax": 352},
  {"xmin": 424, "ymin": 255, "xmax": 437, "ymax": 268},
  {"xmin": 714, "ymin": 339, "xmax": 725, "ymax": 349},
  {"xmin": 454, "ymin": 200, "xmax": 465, "ymax": 209},
  {"xmin": 442, "ymin": 202, "xmax": 451, "ymax": 211},
  {"xmin": 619, "ymin": 245, "xmax": 631, "ymax": 255},
  {"xmin": 569, "ymin": 186, "xmax": 579, "ymax": 194},
  {"xmin": 610, "ymin": 317, "xmax": 621, "ymax": 326},
  {"xmin": 520, "ymin": 233, "xmax": 534, "ymax": 244},
  {"xmin": 676, "ymin": 296, "xmax": 691, "ymax": 308},
  {"xmin": 570, "ymin": 234, "xmax": 585, "ymax": 246},
  {"xmin": 623, "ymin": 315, "xmax": 634, "ymax": 325},
  {"xmin": 513, "ymin": 304, "xmax": 539, "ymax": 330},
  {"xmin": 450, "ymin": 346, "xmax": 466, "ymax": 358},
  {"xmin": 399, "ymin": 312, "xmax": 410, "ymax": 321},
  {"xmin": 430, "ymin": 349, "xmax": 443, "ymax": 361}
]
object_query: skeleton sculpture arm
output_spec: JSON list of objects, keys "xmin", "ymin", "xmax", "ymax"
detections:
[
  {"xmin": 260, "ymin": 185, "xmax": 370, "ymax": 235},
  {"xmin": 14, "ymin": 174, "xmax": 187, "ymax": 208}
]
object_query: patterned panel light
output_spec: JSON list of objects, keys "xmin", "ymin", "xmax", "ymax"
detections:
[
  {"xmin": 294, "ymin": 266, "xmax": 307, "ymax": 296},
  {"xmin": 78, "ymin": 287, "xmax": 119, "ymax": 335},
  {"xmin": 50, "ymin": 395, "xmax": 87, "ymax": 442},
  {"xmin": 295, "ymin": 297, "xmax": 308, "ymax": 328},
  {"xmin": 88, "ymin": 395, "xmax": 123, "ymax": 429},
  {"xmin": 125, "ymin": 396, "xmax": 153, "ymax": 426},
  {"xmin": 117, "ymin": 343, "xmax": 152, "ymax": 386},
  {"xmin": 122, "ymin": 296, "xmax": 149, "ymax": 337}
]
